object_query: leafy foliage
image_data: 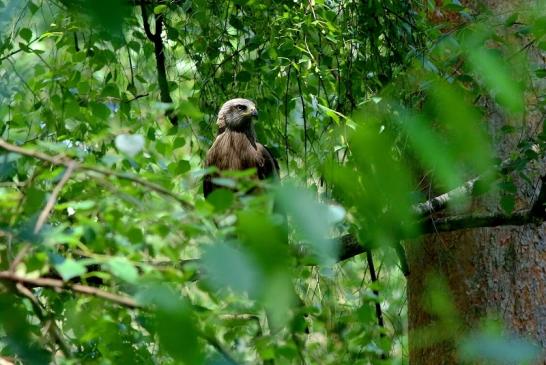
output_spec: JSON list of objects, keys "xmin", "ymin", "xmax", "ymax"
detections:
[{"xmin": 0, "ymin": 0, "xmax": 544, "ymax": 364}]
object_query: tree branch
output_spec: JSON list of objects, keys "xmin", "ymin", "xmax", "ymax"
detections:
[
  {"xmin": 419, "ymin": 209, "xmax": 543, "ymax": 233},
  {"xmin": 0, "ymin": 37, "xmax": 40, "ymax": 62},
  {"xmin": 0, "ymin": 139, "xmax": 192, "ymax": 208},
  {"xmin": 140, "ymin": 3, "xmax": 156, "ymax": 41},
  {"xmin": 124, "ymin": 93, "xmax": 150, "ymax": 103},
  {"xmin": 0, "ymin": 271, "xmax": 140, "ymax": 309},
  {"xmin": 412, "ymin": 176, "xmax": 481, "ymax": 217},
  {"xmin": 412, "ymin": 156, "xmax": 517, "ymax": 217},
  {"xmin": 338, "ymin": 171, "xmax": 546, "ymax": 263},
  {"xmin": 140, "ymin": 3, "xmax": 178, "ymax": 125}
]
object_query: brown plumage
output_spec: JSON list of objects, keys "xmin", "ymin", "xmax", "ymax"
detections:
[{"xmin": 204, "ymin": 98, "xmax": 279, "ymax": 197}]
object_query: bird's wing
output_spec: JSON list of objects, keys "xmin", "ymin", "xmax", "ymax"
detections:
[{"xmin": 257, "ymin": 143, "xmax": 280, "ymax": 180}]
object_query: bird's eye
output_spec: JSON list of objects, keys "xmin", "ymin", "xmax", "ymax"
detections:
[{"xmin": 236, "ymin": 105, "xmax": 246, "ymax": 111}]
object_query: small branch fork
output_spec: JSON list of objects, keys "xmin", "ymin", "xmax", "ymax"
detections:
[
  {"xmin": 339, "ymin": 157, "xmax": 546, "ymax": 264},
  {"xmin": 140, "ymin": 3, "xmax": 178, "ymax": 125},
  {"xmin": 339, "ymin": 184, "xmax": 546, "ymax": 264}
]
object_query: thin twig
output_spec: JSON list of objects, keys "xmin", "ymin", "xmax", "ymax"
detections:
[
  {"xmin": 0, "ymin": 37, "xmax": 40, "ymax": 62},
  {"xmin": 366, "ymin": 251, "xmax": 387, "ymax": 360},
  {"xmin": 140, "ymin": 3, "xmax": 177, "ymax": 125},
  {"xmin": 9, "ymin": 244, "xmax": 31, "ymax": 272},
  {"xmin": 34, "ymin": 161, "xmax": 76, "ymax": 233},
  {"xmin": 284, "ymin": 64, "xmax": 292, "ymax": 175},
  {"xmin": 297, "ymin": 74, "xmax": 308, "ymax": 178},
  {"xmin": 124, "ymin": 93, "xmax": 150, "ymax": 103}
]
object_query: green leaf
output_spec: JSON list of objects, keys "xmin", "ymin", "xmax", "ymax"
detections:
[
  {"xmin": 55, "ymin": 258, "xmax": 87, "ymax": 281},
  {"xmin": 401, "ymin": 113, "xmax": 461, "ymax": 189},
  {"xmin": 535, "ymin": 69, "xmax": 546, "ymax": 78},
  {"xmin": 137, "ymin": 285, "xmax": 204, "ymax": 365},
  {"xmin": 466, "ymin": 47, "xmax": 524, "ymax": 113},
  {"xmin": 107, "ymin": 257, "xmax": 138, "ymax": 284},
  {"xmin": 275, "ymin": 183, "xmax": 339, "ymax": 265},
  {"xmin": 90, "ymin": 102, "xmax": 111, "ymax": 120},
  {"xmin": 500, "ymin": 193, "xmax": 515, "ymax": 214},
  {"xmin": 175, "ymin": 159, "xmax": 190, "ymax": 174},
  {"xmin": 153, "ymin": 4, "xmax": 168, "ymax": 14},
  {"xmin": 115, "ymin": 134, "xmax": 145, "ymax": 157},
  {"xmin": 172, "ymin": 136, "xmax": 185, "ymax": 149},
  {"xmin": 178, "ymin": 100, "xmax": 203, "ymax": 119},
  {"xmin": 237, "ymin": 70, "xmax": 252, "ymax": 82},
  {"xmin": 211, "ymin": 177, "xmax": 237, "ymax": 189},
  {"xmin": 23, "ymin": 187, "xmax": 45, "ymax": 214},
  {"xmin": 202, "ymin": 241, "xmax": 261, "ymax": 295},
  {"xmin": 206, "ymin": 188, "xmax": 234, "ymax": 211},
  {"xmin": 19, "ymin": 28, "xmax": 32, "ymax": 43}
]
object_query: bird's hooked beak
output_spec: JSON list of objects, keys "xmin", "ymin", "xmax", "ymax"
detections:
[{"xmin": 250, "ymin": 107, "xmax": 258, "ymax": 118}]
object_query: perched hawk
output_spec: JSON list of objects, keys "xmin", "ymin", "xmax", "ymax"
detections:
[{"xmin": 203, "ymin": 98, "xmax": 279, "ymax": 197}]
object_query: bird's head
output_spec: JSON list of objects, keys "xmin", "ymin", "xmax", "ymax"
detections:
[{"xmin": 216, "ymin": 98, "xmax": 258, "ymax": 132}]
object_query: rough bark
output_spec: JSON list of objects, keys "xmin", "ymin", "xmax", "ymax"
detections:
[{"xmin": 407, "ymin": 1, "xmax": 546, "ymax": 364}]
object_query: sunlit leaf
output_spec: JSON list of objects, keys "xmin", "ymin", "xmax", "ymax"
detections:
[
  {"xmin": 115, "ymin": 134, "xmax": 145, "ymax": 157},
  {"xmin": 54, "ymin": 258, "xmax": 87, "ymax": 281},
  {"xmin": 201, "ymin": 241, "xmax": 261, "ymax": 296},
  {"xmin": 276, "ymin": 183, "xmax": 339, "ymax": 265},
  {"xmin": 107, "ymin": 257, "xmax": 138, "ymax": 284},
  {"xmin": 153, "ymin": 4, "xmax": 168, "ymax": 14},
  {"xmin": 466, "ymin": 45, "xmax": 524, "ymax": 113}
]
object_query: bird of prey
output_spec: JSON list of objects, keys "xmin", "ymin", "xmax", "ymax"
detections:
[{"xmin": 203, "ymin": 98, "xmax": 279, "ymax": 197}]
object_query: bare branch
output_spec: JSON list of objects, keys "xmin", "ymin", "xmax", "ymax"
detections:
[
  {"xmin": 34, "ymin": 161, "xmax": 76, "ymax": 233},
  {"xmin": 338, "ymin": 171, "xmax": 546, "ymax": 263},
  {"xmin": 366, "ymin": 251, "xmax": 387, "ymax": 360},
  {"xmin": 9, "ymin": 244, "xmax": 31, "ymax": 272},
  {"xmin": 421, "ymin": 207, "xmax": 544, "ymax": 233},
  {"xmin": 0, "ymin": 271, "xmax": 140, "ymax": 309},
  {"xmin": 412, "ymin": 176, "xmax": 481, "ymax": 217},
  {"xmin": 140, "ymin": 3, "xmax": 156, "ymax": 41},
  {"xmin": 338, "ymin": 195, "xmax": 546, "ymax": 264},
  {"xmin": 140, "ymin": 3, "xmax": 178, "ymax": 125},
  {"xmin": 412, "ymin": 155, "xmax": 520, "ymax": 217}
]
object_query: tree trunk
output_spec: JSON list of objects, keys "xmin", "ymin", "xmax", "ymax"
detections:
[{"xmin": 407, "ymin": 1, "xmax": 546, "ymax": 364}]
